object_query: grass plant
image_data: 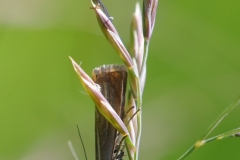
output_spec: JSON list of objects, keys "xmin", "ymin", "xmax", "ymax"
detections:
[{"xmin": 70, "ymin": 1, "xmax": 240, "ymax": 159}]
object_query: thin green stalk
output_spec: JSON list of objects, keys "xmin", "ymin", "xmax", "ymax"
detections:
[
  {"xmin": 204, "ymin": 127, "xmax": 240, "ymax": 144},
  {"xmin": 201, "ymin": 97, "xmax": 240, "ymax": 141},
  {"xmin": 178, "ymin": 127, "xmax": 240, "ymax": 160},
  {"xmin": 178, "ymin": 97, "xmax": 240, "ymax": 160},
  {"xmin": 135, "ymin": 107, "xmax": 142, "ymax": 160},
  {"xmin": 177, "ymin": 145, "xmax": 196, "ymax": 160},
  {"xmin": 134, "ymin": 75, "xmax": 142, "ymax": 160}
]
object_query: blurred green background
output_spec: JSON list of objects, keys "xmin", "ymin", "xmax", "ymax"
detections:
[{"xmin": 1, "ymin": 0, "xmax": 240, "ymax": 159}]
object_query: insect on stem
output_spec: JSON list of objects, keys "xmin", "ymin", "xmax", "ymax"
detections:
[{"xmin": 92, "ymin": 65, "xmax": 128, "ymax": 160}]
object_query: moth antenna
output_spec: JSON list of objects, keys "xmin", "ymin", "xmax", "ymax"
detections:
[
  {"xmin": 77, "ymin": 125, "xmax": 88, "ymax": 160},
  {"xmin": 126, "ymin": 106, "xmax": 135, "ymax": 115},
  {"xmin": 126, "ymin": 109, "xmax": 141, "ymax": 127}
]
